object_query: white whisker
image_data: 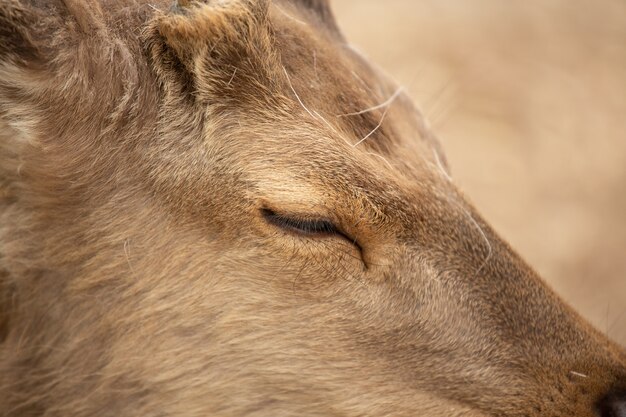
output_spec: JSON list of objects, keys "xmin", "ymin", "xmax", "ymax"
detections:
[
  {"xmin": 312, "ymin": 110, "xmax": 356, "ymax": 148},
  {"xmin": 459, "ymin": 205, "xmax": 492, "ymax": 276},
  {"xmin": 339, "ymin": 87, "xmax": 404, "ymax": 117},
  {"xmin": 312, "ymin": 110, "xmax": 335, "ymax": 132},
  {"xmin": 366, "ymin": 152, "xmax": 395, "ymax": 171},
  {"xmin": 352, "ymin": 102, "xmax": 392, "ymax": 147},
  {"xmin": 433, "ymin": 149, "xmax": 452, "ymax": 182},
  {"xmin": 123, "ymin": 239, "xmax": 135, "ymax": 275},
  {"xmin": 226, "ymin": 68, "xmax": 237, "ymax": 86},
  {"xmin": 275, "ymin": 5, "xmax": 306, "ymax": 25},
  {"xmin": 350, "ymin": 70, "xmax": 377, "ymax": 95},
  {"xmin": 282, "ymin": 66, "xmax": 318, "ymax": 121}
]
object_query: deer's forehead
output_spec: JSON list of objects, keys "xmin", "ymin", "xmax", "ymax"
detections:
[
  {"xmin": 197, "ymin": 23, "xmax": 442, "ymax": 208},
  {"xmin": 139, "ymin": 0, "xmax": 435, "ymax": 166},
  {"xmin": 224, "ymin": 17, "xmax": 434, "ymax": 161}
]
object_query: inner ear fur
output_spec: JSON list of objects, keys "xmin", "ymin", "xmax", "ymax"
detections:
[
  {"xmin": 283, "ymin": 0, "xmax": 344, "ymax": 39},
  {"xmin": 146, "ymin": 0, "xmax": 281, "ymax": 100},
  {"xmin": 0, "ymin": 1, "xmax": 50, "ymax": 68},
  {"xmin": 0, "ymin": 1, "xmax": 57, "ymax": 148}
]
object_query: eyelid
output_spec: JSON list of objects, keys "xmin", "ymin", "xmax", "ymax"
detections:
[
  {"xmin": 260, "ymin": 207, "xmax": 365, "ymax": 264},
  {"xmin": 261, "ymin": 208, "xmax": 339, "ymax": 236}
]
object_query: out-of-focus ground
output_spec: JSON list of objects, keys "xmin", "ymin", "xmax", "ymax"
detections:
[{"xmin": 333, "ymin": 0, "xmax": 626, "ymax": 345}]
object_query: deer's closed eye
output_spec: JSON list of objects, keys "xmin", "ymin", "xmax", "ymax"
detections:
[{"xmin": 261, "ymin": 208, "xmax": 341, "ymax": 237}]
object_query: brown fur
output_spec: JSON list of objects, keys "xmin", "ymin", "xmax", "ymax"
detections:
[{"xmin": 0, "ymin": 1, "xmax": 624, "ymax": 416}]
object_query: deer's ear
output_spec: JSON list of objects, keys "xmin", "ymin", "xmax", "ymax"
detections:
[
  {"xmin": 0, "ymin": 1, "xmax": 54, "ymax": 146},
  {"xmin": 145, "ymin": 0, "xmax": 279, "ymax": 100},
  {"xmin": 287, "ymin": 0, "xmax": 344, "ymax": 39},
  {"xmin": 0, "ymin": 1, "xmax": 51, "ymax": 70}
]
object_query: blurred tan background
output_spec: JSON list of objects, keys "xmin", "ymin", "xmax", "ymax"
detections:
[{"xmin": 333, "ymin": 0, "xmax": 626, "ymax": 346}]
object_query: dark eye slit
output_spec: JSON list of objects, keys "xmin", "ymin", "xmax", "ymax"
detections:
[
  {"xmin": 261, "ymin": 208, "xmax": 366, "ymax": 267},
  {"xmin": 261, "ymin": 208, "xmax": 339, "ymax": 236}
]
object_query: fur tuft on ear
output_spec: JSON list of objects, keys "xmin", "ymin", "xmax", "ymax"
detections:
[
  {"xmin": 1, "ymin": 1, "xmax": 151, "ymax": 154},
  {"xmin": 0, "ymin": 1, "xmax": 55, "ymax": 147},
  {"xmin": 0, "ymin": 1, "xmax": 48, "ymax": 68},
  {"xmin": 284, "ymin": 0, "xmax": 344, "ymax": 39},
  {"xmin": 145, "ymin": 0, "xmax": 281, "ymax": 102},
  {"xmin": 158, "ymin": 0, "xmax": 269, "ymax": 60}
]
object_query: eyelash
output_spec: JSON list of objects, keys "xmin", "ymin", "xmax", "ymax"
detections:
[{"xmin": 261, "ymin": 208, "xmax": 340, "ymax": 236}]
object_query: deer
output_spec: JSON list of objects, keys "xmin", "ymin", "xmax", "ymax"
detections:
[{"xmin": 0, "ymin": 0, "xmax": 624, "ymax": 416}]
